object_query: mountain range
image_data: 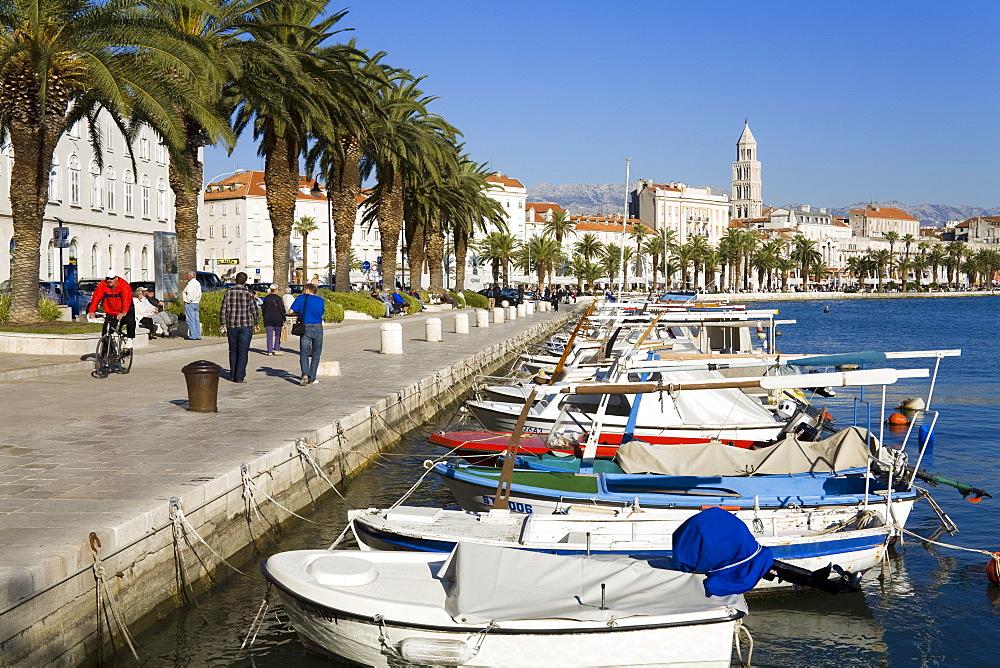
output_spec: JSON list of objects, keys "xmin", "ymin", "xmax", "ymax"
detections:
[{"xmin": 526, "ymin": 183, "xmax": 999, "ymax": 226}]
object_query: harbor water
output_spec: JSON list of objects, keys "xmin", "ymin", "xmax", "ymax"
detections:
[{"xmin": 118, "ymin": 296, "xmax": 1000, "ymax": 666}]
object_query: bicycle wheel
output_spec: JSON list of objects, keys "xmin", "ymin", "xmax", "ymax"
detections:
[
  {"xmin": 118, "ymin": 336, "xmax": 133, "ymax": 374},
  {"xmin": 93, "ymin": 335, "xmax": 110, "ymax": 378}
]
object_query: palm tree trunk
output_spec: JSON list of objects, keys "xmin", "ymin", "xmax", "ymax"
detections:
[
  {"xmin": 332, "ymin": 137, "xmax": 361, "ymax": 293},
  {"xmin": 301, "ymin": 232, "xmax": 309, "ymax": 283},
  {"xmin": 378, "ymin": 170, "xmax": 405, "ymax": 290},
  {"xmin": 453, "ymin": 227, "xmax": 468, "ymax": 291},
  {"xmin": 263, "ymin": 123, "xmax": 300, "ymax": 289},
  {"xmin": 426, "ymin": 214, "xmax": 445, "ymax": 293},
  {"xmin": 408, "ymin": 214, "xmax": 427, "ymax": 292},
  {"xmin": 171, "ymin": 116, "xmax": 204, "ymax": 282}
]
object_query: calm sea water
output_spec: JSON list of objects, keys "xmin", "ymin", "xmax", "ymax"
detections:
[{"xmin": 119, "ymin": 297, "xmax": 1000, "ymax": 667}]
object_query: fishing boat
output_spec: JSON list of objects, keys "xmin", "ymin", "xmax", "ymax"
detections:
[
  {"xmin": 348, "ymin": 505, "xmax": 892, "ymax": 592},
  {"xmin": 261, "ymin": 542, "xmax": 748, "ymax": 667}
]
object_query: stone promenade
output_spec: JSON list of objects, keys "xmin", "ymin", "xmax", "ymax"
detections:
[{"xmin": 0, "ymin": 304, "xmax": 579, "ymax": 664}]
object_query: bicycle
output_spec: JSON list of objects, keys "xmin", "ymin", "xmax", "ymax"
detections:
[{"xmin": 92, "ymin": 314, "xmax": 133, "ymax": 378}]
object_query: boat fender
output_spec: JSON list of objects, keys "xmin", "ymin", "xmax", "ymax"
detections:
[
  {"xmin": 887, "ymin": 413, "xmax": 909, "ymax": 425},
  {"xmin": 396, "ymin": 637, "xmax": 477, "ymax": 665},
  {"xmin": 988, "ymin": 553, "xmax": 1000, "ymax": 586},
  {"xmin": 899, "ymin": 396, "xmax": 926, "ymax": 410}
]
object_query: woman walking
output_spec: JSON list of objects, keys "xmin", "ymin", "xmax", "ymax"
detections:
[
  {"xmin": 262, "ymin": 284, "xmax": 285, "ymax": 355},
  {"xmin": 288, "ymin": 284, "xmax": 325, "ymax": 386}
]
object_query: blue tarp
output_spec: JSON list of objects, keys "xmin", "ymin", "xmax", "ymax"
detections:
[{"xmin": 672, "ymin": 507, "xmax": 774, "ymax": 596}]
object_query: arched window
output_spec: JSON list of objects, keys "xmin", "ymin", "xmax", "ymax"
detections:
[
  {"xmin": 48, "ymin": 157, "xmax": 61, "ymax": 202},
  {"xmin": 69, "ymin": 155, "xmax": 81, "ymax": 205},
  {"xmin": 141, "ymin": 246, "xmax": 149, "ymax": 280},
  {"xmin": 106, "ymin": 166, "xmax": 116, "ymax": 212},
  {"xmin": 89, "ymin": 161, "xmax": 102, "ymax": 209},
  {"xmin": 123, "ymin": 170, "xmax": 134, "ymax": 215},
  {"xmin": 156, "ymin": 178, "xmax": 167, "ymax": 220},
  {"xmin": 123, "ymin": 245, "xmax": 132, "ymax": 281},
  {"xmin": 105, "ymin": 115, "xmax": 114, "ymax": 154},
  {"xmin": 140, "ymin": 174, "xmax": 150, "ymax": 218},
  {"xmin": 91, "ymin": 244, "xmax": 100, "ymax": 275},
  {"xmin": 69, "ymin": 239, "xmax": 78, "ymax": 268}
]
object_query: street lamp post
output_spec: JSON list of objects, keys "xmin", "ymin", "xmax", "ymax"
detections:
[{"xmin": 618, "ymin": 158, "xmax": 630, "ymax": 299}]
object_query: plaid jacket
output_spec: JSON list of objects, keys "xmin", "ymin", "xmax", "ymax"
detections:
[{"xmin": 220, "ymin": 285, "xmax": 259, "ymax": 328}]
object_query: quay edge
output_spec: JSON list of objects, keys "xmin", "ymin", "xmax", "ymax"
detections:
[{"xmin": 0, "ymin": 308, "xmax": 580, "ymax": 666}]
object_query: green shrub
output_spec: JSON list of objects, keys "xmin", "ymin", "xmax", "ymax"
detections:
[
  {"xmin": 0, "ymin": 295, "xmax": 62, "ymax": 324},
  {"xmin": 319, "ymin": 290, "xmax": 385, "ymax": 319},
  {"xmin": 324, "ymin": 301, "xmax": 345, "ymax": 323},
  {"xmin": 463, "ymin": 290, "xmax": 489, "ymax": 309},
  {"xmin": 419, "ymin": 290, "xmax": 430, "ymax": 303},
  {"xmin": 194, "ymin": 290, "xmax": 226, "ymax": 336},
  {"xmin": 401, "ymin": 293, "xmax": 422, "ymax": 313},
  {"xmin": 448, "ymin": 290, "xmax": 466, "ymax": 308},
  {"xmin": 166, "ymin": 299, "xmax": 184, "ymax": 318}
]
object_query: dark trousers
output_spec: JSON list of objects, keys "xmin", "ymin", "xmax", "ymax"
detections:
[
  {"xmin": 227, "ymin": 326, "xmax": 253, "ymax": 382},
  {"xmin": 103, "ymin": 308, "xmax": 136, "ymax": 339}
]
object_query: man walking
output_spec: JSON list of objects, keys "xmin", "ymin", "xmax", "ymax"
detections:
[
  {"xmin": 182, "ymin": 271, "xmax": 202, "ymax": 340},
  {"xmin": 220, "ymin": 272, "xmax": 259, "ymax": 383},
  {"xmin": 288, "ymin": 283, "xmax": 325, "ymax": 386}
]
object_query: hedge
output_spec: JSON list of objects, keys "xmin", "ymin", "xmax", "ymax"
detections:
[
  {"xmin": 463, "ymin": 290, "xmax": 489, "ymax": 309},
  {"xmin": 0, "ymin": 296, "xmax": 62, "ymax": 324},
  {"xmin": 319, "ymin": 290, "xmax": 385, "ymax": 319},
  {"xmin": 448, "ymin": 290, "xmax": 467, "ymax": 309},
  {"xmin": 401, "ymin": 293, "xmax": 422, "ymax": 314}
]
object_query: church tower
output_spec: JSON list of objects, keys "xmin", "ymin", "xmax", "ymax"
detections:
[{"xmin": 731, "ymin": 122, "xmax": 762, "ymax": 219}]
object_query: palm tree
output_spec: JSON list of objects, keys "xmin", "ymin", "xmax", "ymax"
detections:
[
  {"xmin": 927, "ymin": 246, "xmax": 946, "ymax": 285},
  {"xmin": 0, "ymin": 0, "xmax": 192, "ymax": 322},
  {"xmin": 790, "ymin": 235, "xmax": 821, "ymax": 290},
  {"xmin": 884, "ymin": 230, "xmax": 900, "ymax": 265},
  {"xmin": 683, "ymin": 236, "xmax": 710, "ymax": 291},
  {"xmin": 662, "ymin": 259, "xmax": 681, "ymax": 290},
  {"xmin": 601, "ymin": 243, "xmax": 632, "ymax": 290},
  {"xmin": 445, "ymin": 155, "xmax": 506, "ymax": 292},
  {"xmin": 870, "ymin": 249, "xmax": 893, "ymax": 291},
  {"xmin": 702, "ymin": 250, "xmax": 722, "ymax": 292},
  {"xmin": 629, "ymin": 222, "xmax": 651, "ymax": 286},
  {"xmin": 675, "ymin": 244, "xmax": 700, "ymax": 290},
  {"xmin": 643, "ymin": 236, "xmax": 666, "ymax": 290},
  {"xmin": 946, "ymin": 241, "xmax": 967, "ymax": 288},
  {"xmin": 293, "ymin": 215, "xmax": 319, "ymax": 283},
  {"xmin": 738, "ymin": 229, "xmax": 760, "ymax": 291},
  {"xmin": 475, "ymin": 231, "xmax": 519, "ymax": 286},
  {"xmin": 522, "ymin": 235, "xmax": 563, "ymax": 293},
  {"xmin": 775, "ymin": 257, "xmax": 797, "ymax": 292},
  {"xmin": 902, "ymin": 233, "xmax": 917, "ymax": 263},
  {"xmin": 718, "ymin": 228, "xmax": 742, "ymax": 292},
  {"xmin": 896, "ymin": 257, "xmax": 916, "ymax": 287},
  {"xmin": 573, "ymin": 233, "xmax": 603, "ymax": 262},
  {"xmin": 541, "ymin": 211, "xmax": 575, "ymax": 248},
  {"xmin": 976, "ymin": 249, "xmax": 1000, "ymax": 290}
]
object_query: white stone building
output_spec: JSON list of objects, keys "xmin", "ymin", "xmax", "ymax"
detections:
[
  {"xmin": 848, "ymin": 205, "xmax": 920, "ymax": 239},
  {"xmin": 731, "ymin": 122, "xmax": 763, "ymax": 220},
  {"xmin": 632, "ymin": 180, "xmax": 731, "ymax": 245},
  {"xmin": 0, "ymin": 111, "xmax": 174, "ymax": 286},
  {"xmin": 201, "ymin": 171, "xmax": 382, "ymax": 284},
  {"xmin": 763, "ymin": 205, "xmax": 853, "ymax": 270}
]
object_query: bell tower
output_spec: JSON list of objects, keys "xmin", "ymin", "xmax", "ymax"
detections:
[{"xmin": 731, "ymin": 122, "xmax": 762, "ymax": 220}]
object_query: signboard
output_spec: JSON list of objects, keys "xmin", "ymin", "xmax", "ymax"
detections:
[
  {"xmin": 53, "ymin": 226, "xmax": 70, "ymax": 249},
  {"xmin": 215, "ymin": 259, "xmax": 240, "ymax": 265},
  {"xmin": 153, "ymin": 231, "xmax": 179, "ymax": 299},
  {"xmin": 376, "ymin": 256, "xmax": 382, "ymax": 264},
  {"xmin": 362, "ymin": 260, "xmax": 371, "ymax": 271}
]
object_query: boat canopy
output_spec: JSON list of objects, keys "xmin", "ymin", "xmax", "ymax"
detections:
[
  {"xmin": 615, "ymin": 426, "xmax": 879, "ymax": 477},
  {"xmin": 440, "ymin": 541, "xmax": 745, "ymax": 624}
]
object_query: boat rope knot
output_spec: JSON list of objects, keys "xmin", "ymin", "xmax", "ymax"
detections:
[
  {"xmin": 296, "ymin": 440, "xmax": 353, "ymax": 507},
  {"xmin": 733, "ymin": 618, "xmax": 754, "ymax": 668},
  {"xmin": 90, "ymin": 531, "xmax": 141, "ymax": 662}
]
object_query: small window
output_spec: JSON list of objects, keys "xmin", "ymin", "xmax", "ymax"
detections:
[
  {"xmin": 235, "ymin": 225, "xmax": 241, "ymax": 237},
  {"xmin": 221, "ymin": 204, "xmax": 227, "ymax": 216},
  {"xmin": 235, "ymin": 202, "xmax": 241, "ymax": 215},
  {"xmin": 209, "ymin": 204, "xmax": 214, "ymax": 216},
  {"xmin": 209, "ymin": 226, "xmax": 215, "ymax": 238},
  {"xmin": 253, "ymin": 224, "xmax": 260, "ymax": 237},
  {"xmin": 221, "ymin": 225, "xmax": 228, "ymax": 237}
]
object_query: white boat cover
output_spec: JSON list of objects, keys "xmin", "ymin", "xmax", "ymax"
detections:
[
  {"xmin": 615, "ymin": 426, "xmax": 876, "ymax": 476},
  {"xmin": 440, "ymin": 542, "xmax": 745, "ymax": 624},
  {"xmin": 638, "ymin": 370, "xmax": 779, "ymax": 428}
]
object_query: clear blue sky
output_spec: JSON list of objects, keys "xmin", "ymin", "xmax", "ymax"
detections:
[{"xmin": 204, "ymin": 0, "xmax": 999, "ymax": 209}]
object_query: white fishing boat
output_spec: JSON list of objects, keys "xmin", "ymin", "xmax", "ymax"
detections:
[{"xmin": 262, "ymin": 542, "xmax": 746, "ymax": 667}]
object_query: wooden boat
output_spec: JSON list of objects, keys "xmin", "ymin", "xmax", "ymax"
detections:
[{"xmin": 261, "ymin": 542, "xmax": 747, "ymax": 667}]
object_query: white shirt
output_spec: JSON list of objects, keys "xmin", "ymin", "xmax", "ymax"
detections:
[
  {"xmin": 182, "ymin": 277, "xmax": 202, "ymax": 304},
  {"xmin": 133, "ymin": 296, "xmax": 157, "ymax": 319}
]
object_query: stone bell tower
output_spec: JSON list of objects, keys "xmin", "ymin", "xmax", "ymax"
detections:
[{"xmin": 731, "ymin": 122, "xmax": 762, "ymax": 219}]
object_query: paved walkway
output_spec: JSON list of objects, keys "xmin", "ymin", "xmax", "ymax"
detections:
[{"xmin": 0, "ymin": 306, "xmax": 576, "ymax": 618}]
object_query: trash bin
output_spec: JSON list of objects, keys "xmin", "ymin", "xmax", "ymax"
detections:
[{"xmin": 182, "ymin": 360, "xmax": 222, "ymax": 412}]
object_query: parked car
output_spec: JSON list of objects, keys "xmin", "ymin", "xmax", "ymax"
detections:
[
  {"xmin": 0, "ymin": 279, "xmax": 67, "ymax": 304},
  {"xmin": 477, "ymin": 287, "xmax": 522, "ymax": 306},
  {"xmin": 196, "ymin": 271, "xmax": 225, "ymax": 292}
]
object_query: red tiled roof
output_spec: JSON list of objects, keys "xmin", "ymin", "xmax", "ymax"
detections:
[
  {"xmin": 485, "ymin": 173, "xmax": 524, "ymax": 188},
  {"xmin": 571, "ymin": 215, "xmax": 642, "ymax": 234},
  {"xmin": 850, "ymin": 207, "xmax": 918, "ymax": 221},
  {"xmin": 833, "ymin": 220, "xmax": 849, "ymax": 227},
  {"xmin": 730, "ymin": 221, "xmax": 748, "ymax": 228},
  {"xmin": 526, "ymin": 201, "xmax": 566, "ymax": 214},
  {"xmin": 645, "ymin": 183, "xmax": 682, "ymax": 192},
  {"xmin": 203, "ymin": 171, "xmax": 327, "ymax": 202},
  {"xmin": 960, "ymin": 215, "xmax": 1000, "ymax": 225}
]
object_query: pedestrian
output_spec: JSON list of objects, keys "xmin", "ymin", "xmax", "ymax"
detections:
[
  {"xmin": 281, "ymin": 286, "xmax": 295, "ymax": 310},
  {"xmin": 88, "ymin": 273, "xmax": 136, "ymax": 346},
  {"xmin": 288, "ymin": 283, "xmax": 325, "ymax": 386},
  {"xmin": 143, "ymin": 287, "xmax": 178, "ymax": 335},
  {"xmin": 219, "ymin": 272, "xmax": 260, "ymax": 383},
  {"xmin": 550, "ymin": 290, "xmax": 559, "ymax": 312},
  {"xmin": 262, "ymin": 284, "xmax": 285, "ymax": 355},
  {"xmin": 182, "ymin": 271, "xmax": 202, "ymax": 340}
]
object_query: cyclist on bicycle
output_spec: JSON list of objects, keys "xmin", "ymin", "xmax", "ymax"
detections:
[{"xmin": 87, "ymin": 273, "xmax": 136, "ymax": 348}]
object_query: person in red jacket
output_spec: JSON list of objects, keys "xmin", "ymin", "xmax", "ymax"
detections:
[{"xmin": 88, "ymin": 273, "xmax": 136, "ymax": 347}]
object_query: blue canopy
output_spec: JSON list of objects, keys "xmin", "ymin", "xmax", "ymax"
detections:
[
  {"xmin": 672, "ymin": 507, "xmax": 774, "ymax": 596},
  {"xmin": 785, "ymin": 351, "xmax": 887, "ymax": 367}
]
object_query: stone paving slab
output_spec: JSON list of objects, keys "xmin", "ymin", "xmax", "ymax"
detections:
[{"xmin": 0, "ymin": 306, "xmax": 577, "ymax": 620}]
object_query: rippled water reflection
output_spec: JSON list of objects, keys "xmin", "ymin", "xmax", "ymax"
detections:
[{"xmin": 120, "ymin": 297, "xmax": 1000, "ymax": 666}]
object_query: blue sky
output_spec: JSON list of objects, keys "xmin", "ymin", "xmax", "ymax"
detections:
[{"xmin": 204, "ymin": 0, "xmax": 999, "ymax": 208}]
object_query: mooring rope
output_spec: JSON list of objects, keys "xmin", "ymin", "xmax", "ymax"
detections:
[
  {"xmin": 242, "ymin": 464, "xmax": 317, "ymax": 525},
  {"xmin": 296, "ymin": 439, "xmax": 356, "ymax": 508},
  {"xmin": 169, "ymin": 500, "xmax": 261, "ymax": 580},
  {"xmin": 892, "ymin": 524, "xmax": 998, "ymax": 559},
  {"xmin": 90, "ymin": 533, "xmax": 141, "ymax": 663}
]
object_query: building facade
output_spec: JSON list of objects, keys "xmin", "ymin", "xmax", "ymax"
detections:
[
  {"xmin": 731, "ymin": 122, "xmax": 762, "ymax": 220},
  {"xmin": 632, "ymin": 180, "xmax": 731, "ymax": 245},
  {"xmin": 0, "ymin": 111, "xmax": 174, "ymax": 285},
  {"xmin": 848, "ymin": 205, "xmax": 920, "ymax": 239}
]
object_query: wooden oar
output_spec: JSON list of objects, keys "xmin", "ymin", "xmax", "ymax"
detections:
[{"xmin": 492, "ymin": 388, "xmax": 538, "ymax": 511}]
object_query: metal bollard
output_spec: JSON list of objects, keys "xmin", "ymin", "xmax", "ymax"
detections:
[
  {"xmin": 506, "ymin": 305, "xmax": 517, "ymax": 321},
  {"xmin": 380, "ymin": 322, "xmax": 403, "ymax": 354},
  {"xmin": 181, "ymin": 360, "xmax": 222, "ymax": 412},
  {"xmin": 454, "ymin": 313, "xmax": 469, "ymax": 334},
  {"xmin": 493, "ymin": 307, "xmax": 505, "ymax": 324},
  {"xmin": 525, "ymin": 301, "xmax": 535, "ymax": 316},
  {"xmin": 425, "ymin": 317, "xmax": 442, "ymax": 342},
  {"xmin": 476, "ymin": 309, "xmax": 490, "ymax": 328},
  {"xmin": 516, "ymin": 303, "xmax": 526, "ymax": 318}
]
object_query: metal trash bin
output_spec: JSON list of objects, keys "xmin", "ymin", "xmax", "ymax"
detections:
[{"xmin": 181, "ymin": 360, "xmax": 222, "ymax": 412}]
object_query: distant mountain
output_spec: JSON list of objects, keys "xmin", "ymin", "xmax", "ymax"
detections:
[{"xmin": 527, "ymin": 183, "xmax": 998, "ymax": 226}]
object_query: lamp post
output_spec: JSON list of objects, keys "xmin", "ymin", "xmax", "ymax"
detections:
[
  {"xmin": 202, "ymin": 169, "xmax": 245, "ymax": 276},
  {"xmin": 618, "ymin": 158, "xmax": 630, "ymax": 299}
]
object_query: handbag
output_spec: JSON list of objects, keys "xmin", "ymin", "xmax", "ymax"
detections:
[{"xmin": 291, "ymin": 295, "xmax": 308, "ymax": 336}]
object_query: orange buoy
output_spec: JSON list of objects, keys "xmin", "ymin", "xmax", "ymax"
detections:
[
  {"xmin": 887, "ymin": 412, "xmax": 909, "ymax": 425},
  {"xmin": 988, "ymin": 553, "xmax": 1000, "ymax": 586}
]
